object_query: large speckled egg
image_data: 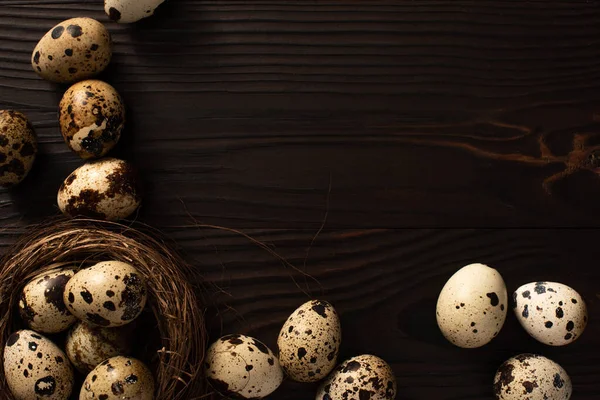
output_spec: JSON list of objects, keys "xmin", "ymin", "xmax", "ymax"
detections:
[
  {"xmin": 57, "ymin": 158, "xmax": 141, "ymax": 221},
  {"xmin": 64, "ymin": 261, "xmax": 147, "ymax": 328},
  {"xmin": 32, "ymin": 18, "xmax": 111, "ymax": 84},
  {"xmin": 59, "ymin": 80, "xmax": 125, "ymax": 159},
  {"xmin": 277, "ymin": 300, "xmax": 341, "ymax": 382},
  {"xmin": 80, "ymin": 356, "xmax": 154, "ymax": 400},
  {"xmin": 0, "ymin": 110, "xmax": 37, "ymax": 187},
  {"xmin": 205, "ymin": 334, "xmax": 284, "ymax": 399},
  {"xmin": 513, "ymin": 281, "xmax": 587, "ymax": 346},
  {"xmin": 494, "ymin": 354, "xmax": 572, "ymax": 400},
  {"xmin": 105, "ymin": 0, "xmax": 167, "ymax": 23},
  {"xmin": 18, "ymin": 267, "xmax": 78, "ymax": 334},
  {"xmin": 316, "ymin": 354, "xmax": 396, "ymax": 400},
  {"xmin": 3, "ymin": 330, "xmax": 74, "ymax": 400},
  {"xmin": 66, "ymin": 321, "xmax": 133, "ymax": 373},
  {"xmin": 436, "ymin": 263, "xmax": 508, "ymax": 348}
]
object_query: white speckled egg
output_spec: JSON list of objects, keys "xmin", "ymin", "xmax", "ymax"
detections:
[
  {"xmin": 80, "ymin": 356, "xmax": 154, "ymax": 400},
  {"xmin": 105, "ymin": 0, "xmax": 167, "ymax": 23},
  {"xmin": 3, "ymin": 330, "xmax": 73, "ymax": 400},
  {"xmin": 32, "ymin": 18, "xmax": 112, "ymax": 84},
  {"xmin": 66, "ymin": 321, "xmax": 133, "ymax": 373},
  {"xmin": 57, "ymin": 158, "xmax": 141, "ymax": 221},
  {"xmin": 513, "ymin": 281, "xmax": 587, "ymax": 346},
  {"xmin": 18, "ymin": 267, "xmax": 78, "ymax": 334},
  {"xmin": 0, "ymin": 110, "xmax": 37, "ymax": 187},
  {"xmin": 64, "ymin": 261, "xmax": 147, "ymax": 328},
  {"xmin": 59, "ymin": 80, "xmax": 125, "ymax": 159},
  {"xmin": 316, "ymin": 354, "xmax": 396, "ymax": 400},
  {"xmin": 494, "ymin": 354, "xmax": 572, "ymax": 400},
  {"xmin": 436, "ymin": 263, "xmax": 508, "ymax": 348},
  {"xmin": 205, "ymin": 334, "xmax": 284, "ymax": 399},
  {"xmin": 277, "ymin": 300, "xmax": 341, "ymax": 382}
]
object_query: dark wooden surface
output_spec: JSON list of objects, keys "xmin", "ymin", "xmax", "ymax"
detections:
[{"xmin": 0, "ymin": 1, "xmax": 599, "ymax": 399}]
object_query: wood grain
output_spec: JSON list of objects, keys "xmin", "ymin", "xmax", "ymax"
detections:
[{"xmin": 1, "ymin": 1, "xmax": 600, "ymax": 399}]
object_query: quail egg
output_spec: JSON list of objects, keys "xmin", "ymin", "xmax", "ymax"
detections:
[
  {"xmin": 32, "ymin": 17, "xmax": 112, "ymax": 83},
  {"xmin": 3, "ymin": 330, "xmax": 74, "ymax": 400},
  {"xmin": 80, "ymin": 356, "xmax": 154, "ymax": 400},
  {"xmin": 105, "ymin": 0, "xmax": 167, "ymax": 23},
  {"xmin": 57, "ymin": 158, "xmax": 141, "ymax": 221},
  {"xmin": 18, "ymin": 266, "xmax": 78, "ymax": 334},
  {"xmin": 205, "ymin": 334, "xmax": 284, "ymax": 399},
  {"xmin": 436, "ymin": 263, "xmax": 508, "ymax": 348},
  {"xmin": 0, "ymin": 110, "xmax": 37, "ymax": 187},
  {"xmin": 59, "ymin": 80, "xmax": 125, "ymax": 159},
  {"xmin": 64, "ymin": 261, "xmax": 147, "ymax": 328}
]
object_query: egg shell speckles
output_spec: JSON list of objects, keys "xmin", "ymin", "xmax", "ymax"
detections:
[
  {"xmin": 19, "ymin": 267, "xmax": 78, "ymax": 334},
  {"xmin": 494, "ymin": 354, "xmax": 572, "ymax": 400},
  {"xmin": 0, "ymin": 110, "xmax": 37, "ymax": 187},
  {"xmin": 105, "ymin": 0, "xmax": 167, "ymax": 23},
  {"xmin": 59, "ymin": 80, "xmax": 125, "ymax": 159},
  {"xmin": 80, "ymin": 356, "xmax": 154, "ymax": 400},
  {"xmin": 64, "ymin": 261, "xmax": 147, "ymax": 328},
  {"xmin": 316, "ymin": 354, "xmax": 396, "ymax": 400},
  {"xmin": 513, "ymin": 281, "xmax": 587, "ymax": 346},
  {"xmin": 3, "ymin": 330, "xmax": 74, "ymax": 400},
  {"xmin": 66, "ymin": 321, "xmax": 133, "ymax": 373},
  {"xmin": 57, "ymin": 157, "xmax": 141, "ymax": 221},
  {"xmin": 32, "ymin": 18, "xmax": 112, "ymax": 84},
  {"xmin": 436, "ymin": 263, "xmax": 508, "ymax": 348},
  {"xmin": 205, "ymin": 334, "xmax": 284, "ymax": 399},
  {"xmin": 277, "ymin": 300, "xmax": 341, "ymax": 382}
]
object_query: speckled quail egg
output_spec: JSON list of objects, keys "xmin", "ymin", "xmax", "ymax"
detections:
[
  {"xmin": 18, "ymin": 266, "xmax": 78, "ymax": 334},
  {"xmin": 64, "ymin": 261, "xmax": 147, "ymax": 328},
  {"xmin": 513, "ymin": 281, "xmax": 587, "ymax": 346},
  {"xmin": 57, "ymin": 158, "xmax": 141, "ymax": 221},
  {"xmin": 32, "ymin": 18, "xmax": 112, "ymax": 84},
  {"xmin": 494, "ymin": 354, "xmax": 572, "ymax": 400},
  {"xmin": 436, "ymin": 263, "xmax": 508, "ymax": 348},
  {"xmin": 66, "ymin": 321, "xmax": 133, "ymax": 373},
  {"xmin": 0, "ymin": 110, "xmax": 37, "ymax": 187},
  {"xmin": 205, "ymin": 334, "xmax": 284, "ymax": 399},
  {"xmin": 59, "ymin": 80, "xmax": 125, "ymax": 159},
  {"xmin": 105, "ymin": 0, "xmax": 167, "ymax": 23},
  {"xmin": 80, "ymin": 356, "xmax": 154, "ymax": 400},
  {"xmin": 3, "ymin": 330, "xmax": 74, "ymax": 400},
  {"xmin": 277, "ymin": 300, "xmax": 341, "ymax": 382},
  {"xmin": 316, "ymin": 354, "xmax": 396, "ymax": 400}
]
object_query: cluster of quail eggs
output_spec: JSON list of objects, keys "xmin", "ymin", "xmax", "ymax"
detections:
[
  {"xmin": 204, "ymin": 299, "xmax": 397, "ymax": 400},
  {"xmin": 4, "ymin": 260, "xmax": 154, "ymax": 400},
  {"xmin": 2, "ymin": 1, "xmax": 168, "ymax": 219},
  {"xmin": 436, "ymin": 263, "xmax": 588, "ymax": 400}
]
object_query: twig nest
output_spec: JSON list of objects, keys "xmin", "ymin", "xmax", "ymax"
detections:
[
  {"xmin": 57, "ymin": 158, "xmax": 141, "ymax": 221},
  {"xmin": 80, "ymin": 356, "xmax": 154, "ymax": 400},
  {"xmin": 105, "ymin": 0, "xmax": 167, "ymax": 23},
  {"xmin": 0, "ymin": 110, "xmax": 37, "ymax": 187},
  {"xmin": 59, "ymin": 80, "xmax": 125, "ymax": 159},
  {"xmin": 32, "ymin": 18, "xmax": 112, "ymax": 84}
]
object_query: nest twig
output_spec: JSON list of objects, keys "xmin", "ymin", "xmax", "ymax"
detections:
[{"xmin": 0, "ymin": 217, "xmax": 207, "ymax": 400}]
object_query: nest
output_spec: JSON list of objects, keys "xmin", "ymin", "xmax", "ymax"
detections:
[{"xmin": 0, "ymin": 218, "xmax": 207, "ymax": 400}]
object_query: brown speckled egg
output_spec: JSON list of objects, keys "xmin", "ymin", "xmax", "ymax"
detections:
[
  {"xmin": 64, "ymin": 261, "xmax": 147, "ymax": 328},
  {"xmin": 513, "ymin": 281, "xmax": 587, "ymax": 346},
  {"xmin": 436, "ymin": 263, "xmax": 508, "ymax": 348},
  {"xmin": 57, "ymin": 158, "xmax": 141, "ymax": 221},
  {"xmin": 205, "ymin": 334, "xmax": 284, "ymax": 399},
  {"xmin": 277, "ymin": 300, "xmax": 341, "ymax": 382},
  {"xmin": 0, "ymin": 110, "xmax": 37, "ymax": 187},
  {"xmin": 105, "ymin": 0, "xmax": 167, "ymax": 23},
  {"xmin": 3, "ymin": 330, "xmax": 74, "ymax": 400},
  {"xmin": 32, "ymin": 18, "xmax": 112, "ymax": 84},
  {"xmin": 59, "ymin": 80, "xmax": 125, "ymax": 159},
  {"xmin": 494, "ymin": 354, "xmax": 572, "ymax": 400},
  {"xmin": 80, "ymin": 356, "xmax": 154, "ymax": 400},
  {"xmin": 316, "ymin": 354, "xmax": 396, "ymax": 400},
  {"xmin": 66, "ymin": 321, "xmax": 133, "ymax": 373},
  {"xmin": 18, "ymin": 267, "xmax": 78, "ymax": 334}
]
